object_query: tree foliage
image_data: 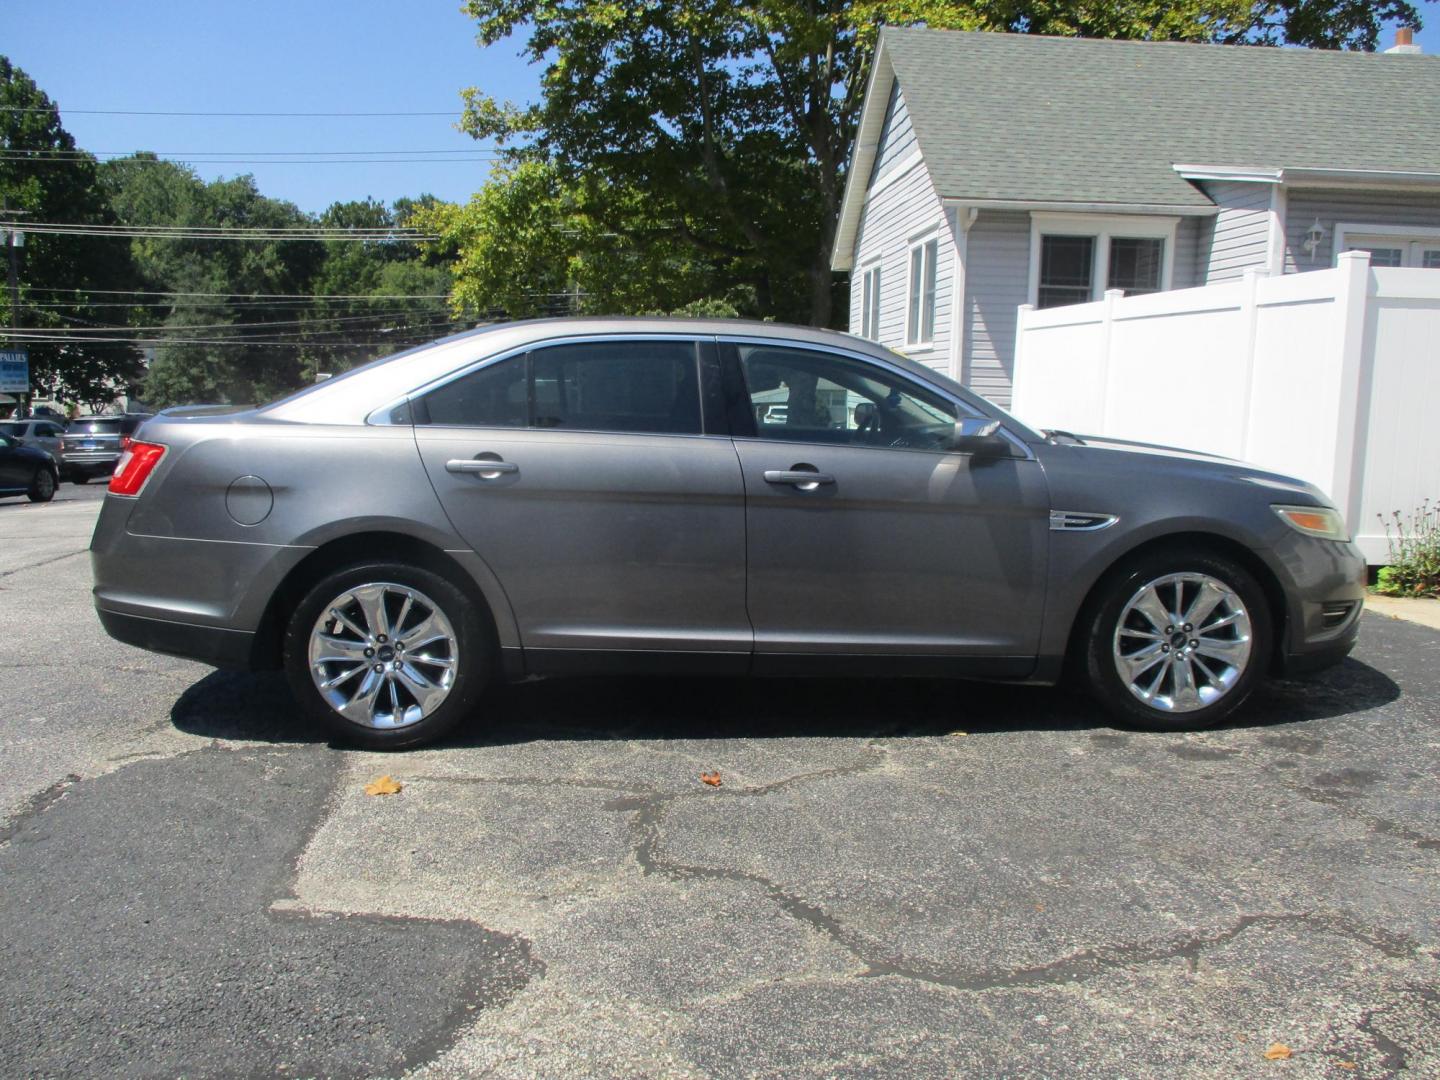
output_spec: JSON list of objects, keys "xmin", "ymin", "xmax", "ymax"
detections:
[
  {"xmin": 451, "ymin": 0, "xmax": 1428, "ymax": 326},
  {"xmin": 1, "ymin": 56, "xmax": 143, "ymax": 407},
  {"xmin": 100, "ymin": 160, "xmax": 455, "ymax": 407}
]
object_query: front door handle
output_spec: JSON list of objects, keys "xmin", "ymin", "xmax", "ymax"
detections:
[
  {"xmin": 763, "ymin": 467, "xmax": 835, "ymax": 490},
  {"xmin": 446, "ymin": 456, "xmax": 519, "ymax": 478}
]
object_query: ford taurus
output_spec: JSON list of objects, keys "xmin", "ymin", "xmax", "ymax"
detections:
[{"xmin": 90, "ymin": 319, "xmax": 1366, "ymax": 748}]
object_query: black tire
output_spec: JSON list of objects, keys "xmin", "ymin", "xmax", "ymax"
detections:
[
  {"xmin": 27, "ymin": 467, "xmax": 57, "ymax": 503},
  {"xmin": 1082, "ymin": 548, "xmax": 1272, "ymax": 732},
  {"xmin": 282, "ymin": 560, "xmax": 494, "ymax": 749}
]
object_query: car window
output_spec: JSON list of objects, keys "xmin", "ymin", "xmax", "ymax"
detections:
[
  {"xmin": 73, "ymin": 418, "xmax": 122, "ymax": 435},
  {"xmin": 0, "ymin": 423, "xmax": 19, "ymax": 437},
  {"xmin": 733, "ymin": 344, "xmax": 958, "ymax": 451},
  {"xmin": 420, "ymin": 340, "xmax": 703, "ymax": 436}
]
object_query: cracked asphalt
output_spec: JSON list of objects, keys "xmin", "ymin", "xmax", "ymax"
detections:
[{"xmin": 2, "ymin": 488, "xmax": 1438, "ymax": 1078}]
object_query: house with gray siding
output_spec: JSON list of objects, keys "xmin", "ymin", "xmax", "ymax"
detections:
[{"xmin": 832, "ymin": 28, "xmax": 1440, "ymax": 405}]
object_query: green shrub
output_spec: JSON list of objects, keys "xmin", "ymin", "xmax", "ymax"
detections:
[{"xmin": 1376, "ymin": 501, "xmax": 1440, "ymax": 598}]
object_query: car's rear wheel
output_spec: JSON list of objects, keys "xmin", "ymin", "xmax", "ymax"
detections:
[
  {"xmin": 27, "ymin": 467, "xmax": 56, "ymax": 503},
  {"xmin": 1083, "ymin": 549, "xmax": 1272, "ymax": 731},
  {"xmin": 282, "ymin": 561, "xmax": 492, "ymax": 749}
]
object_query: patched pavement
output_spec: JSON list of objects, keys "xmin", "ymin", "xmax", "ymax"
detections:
[{"xmin": 2, "ymin": 494, "xmax": 1437, "ymax": 1078}]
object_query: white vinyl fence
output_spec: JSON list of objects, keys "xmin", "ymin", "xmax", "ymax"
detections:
[{"xmin": 1011, "ymin": 252, "xmax": 1440, "ymax": 563}]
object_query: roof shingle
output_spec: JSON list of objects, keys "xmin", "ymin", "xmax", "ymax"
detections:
[{"xmin": 883, "ymin": 28, "xmax": 1440, "ymax": 207}]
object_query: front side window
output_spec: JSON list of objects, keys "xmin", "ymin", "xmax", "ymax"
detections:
[
  {"xmin": 734, "ymin": 343, "xmax": 957, "ymax": 452},
  {"xmin": 860, "ymin": 265, "xmax": 882, "ymax": 341},
  {"xmin": 906, "ymin": 238, "xmax": 938, "ymax": 345},
  {"xmin": 420, "ymin": 340, "xmax": 702, "ymax": 436}
]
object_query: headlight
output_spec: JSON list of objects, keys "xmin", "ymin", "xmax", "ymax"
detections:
[{"xmin": 1272, "ymin": 504, "xmax": 1349, "ymax": 542}]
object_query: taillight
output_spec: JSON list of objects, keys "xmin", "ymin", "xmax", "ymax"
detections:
[
  {"xmin": 120, "ymin": 434, "xmax": 132, "ymax": 451},
  {"xmin": 109, "ymin": 441, "xmax": 166, "ymax": 496}
]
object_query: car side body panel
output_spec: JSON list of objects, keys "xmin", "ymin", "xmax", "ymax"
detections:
[{"xmin": 413, "ymin": 425, "xmax": 750, "ymax": 656}]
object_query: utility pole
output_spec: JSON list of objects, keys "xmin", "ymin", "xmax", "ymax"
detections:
[{"xmin": 2, "ymin": 197, "xmax": 29, "ymax": 420}]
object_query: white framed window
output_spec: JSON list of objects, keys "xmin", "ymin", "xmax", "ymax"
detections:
[
  {"xmin": 906, "ymin": 235, "xmax": 938, "ymax": 346},
  {"xmin": 860, "ymin": 263, "xmax": 882, "ymax": 340},
  {"xmin": 1028, "ymin": 214, "xmax": 1178, "ymax": 309},
  {"xmin": 1335, "ymin": 223, "xmax": 1440, "ymax": 269}
]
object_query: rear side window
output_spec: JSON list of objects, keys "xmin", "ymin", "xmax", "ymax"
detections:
[
  {"xmin": 420, "ymin": 340, "xmax": 702, "ymax": 436},
  {"xmin": 424, "ymin": 357, "xmax": 528, "ymax": 428}
]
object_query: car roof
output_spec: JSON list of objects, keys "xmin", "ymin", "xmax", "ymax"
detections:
[{"xmin": 258, "ymin": 316, "xmax": 1005, "ymax": 427}]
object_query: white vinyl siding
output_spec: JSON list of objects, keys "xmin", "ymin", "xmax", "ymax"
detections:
[
  {"xmin": 962, "ymin": 210, "xmax": 1030, "ymax": 406},
  {"xmin": 849, "ymin": 155, "xmax": 954, "ymax": 374},
  {"xmin": 1199, "ymin": 180, "xmax": 1275, "ymax": 283},
  {"xmin": 1171, "ymin": 215, "xmax": 1205, "ymax": 288},
  {"xmin": 868, "ymin": 82, "xmax": 917, "ymax": 188},
  {"xmin": 1284, "ymin": 188, "xmax": 1440, "ymax": 272}
]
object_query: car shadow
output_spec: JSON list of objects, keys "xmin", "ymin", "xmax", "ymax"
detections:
[{"xmin": 169, "ymin": 655, "xmax": 1400, "ymax": 750}]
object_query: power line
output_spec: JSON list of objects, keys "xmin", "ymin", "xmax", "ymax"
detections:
[
  {"xmin": 24, "ymin": 286, "xmax": 455, "ymax": 299},
  {"xmin": 4, "ymin": 156, "xmax": 499, "ymax": 166},
  {"xmin": 0, "ymin": 107, "xmax": 463, "ymax": 117},
  {"xmin": 2, "ymin": 148, "xmax": 495, "ymax": 157},
  {"xmin": 30, "ymin": 309, "xmax": 465, "ymax": 333},
  {"xmin": 0, "ymin": 221, "xmax": 438, "ymax": 241}
]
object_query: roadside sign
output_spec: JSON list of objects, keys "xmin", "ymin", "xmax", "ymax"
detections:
[{"xmin": 0, "ymin": 350, "xmax": 28, "ymax": 394}]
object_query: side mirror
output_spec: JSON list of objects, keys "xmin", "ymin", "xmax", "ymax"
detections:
[{"xmin": 950, "ymin": 417, "xmax": 1011, "ymax": 457}]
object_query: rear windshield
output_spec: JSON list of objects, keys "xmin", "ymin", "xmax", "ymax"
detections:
[
  {"xmin": 0, "ymin": 422, "xmax": 20, "ymax": 436},
  {"xmin": 70, "ymin": 418, "xmax": 123, "ymax": 434}
]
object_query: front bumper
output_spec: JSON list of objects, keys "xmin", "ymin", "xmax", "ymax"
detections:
[{"xmin": 1272, "ymin": 537, "xmax": 1367, "ymax": 676}]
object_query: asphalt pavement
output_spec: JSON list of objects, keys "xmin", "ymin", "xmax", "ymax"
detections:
[{"xmin": 1, "ymin": 491, "xmax": 1437, "ymax": 1078}]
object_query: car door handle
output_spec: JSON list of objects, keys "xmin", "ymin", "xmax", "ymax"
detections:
[
  {"xmin": 446, "ymin": 457, "xmax": 519, "ymax": 477},
  {"xmin": 763, "ymin": 468, "xmax": 835, "ymax": 488}
]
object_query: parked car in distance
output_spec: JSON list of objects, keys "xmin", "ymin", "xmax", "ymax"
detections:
[
  {"xmin": 90, "ymin": 319, "xmax": 1367, "ymax": 749},
  {"xmin": 0, "ymin": 432, "xmax": 58, "ymax": 503},
  {"xmin": 60, "ymin": 414, "xmax": 151, "ymax": 483},
  {"xmin": 0, "ymin": 418, "xmax": 66, "ymax": 458}
]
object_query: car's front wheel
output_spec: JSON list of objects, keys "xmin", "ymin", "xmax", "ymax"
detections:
[
  {"xmin": 27, "ymin": 467, "xmax": 57, "ymax": 503},
  {"xmin": 1083, "ymin": 549, "xmax": 1272, "ymax": 731},
  {"xmin": 282, "ymin": 561, "xmax": 493, "ymax": 749}
]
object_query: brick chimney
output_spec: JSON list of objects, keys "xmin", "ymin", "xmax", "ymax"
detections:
[{"xmin": 1385, "ymin": 27, "xmax": 1422, "ymax": 54}]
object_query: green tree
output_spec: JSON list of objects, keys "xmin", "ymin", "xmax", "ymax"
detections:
[
  {"xmin": 301, "ymin": 198, "xmax": 455, "ymax": 380},
  {"xmin": 101, "ymin": 157, "xmax": 325, "ymax": 406},
  {"xmin": 453, "ymin": 0, "xmax": 1427, "ymax": 326},
  {"xmin": 1, "ymin": 56, "xmax": 143, "ymax": 408}
]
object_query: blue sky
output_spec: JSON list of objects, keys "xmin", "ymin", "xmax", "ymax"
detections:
[
  {"xmin": 3, "ymin": 4, "xmax": 1436, "ymax": 215},
  {"xmin": 0, "ymin": 1, "xmax": 541, "ymax": 213}
]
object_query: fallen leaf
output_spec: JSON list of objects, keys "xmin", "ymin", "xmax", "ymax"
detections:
[
  {"xmin": 1336, "ymin": 1063, "xmax": 1357, "ymax": 1071},
  {"xmin": 365, "ymin": 775, "xmax": 403, "ymax": 796},
  {"xmin": 949, "ymin": 730, "xmax": 968, "ymax": 737},
  {"xmin": 1034, "ymin": 903, "xmax": 1045, "ymax": 913},
  {"xmin": 1264, "ymin": 1044, "xmax": 1293, "ymax": 1061},
  {"xmin": 699, "ymin": 771, "xmax": 722, "ymax": 787}
]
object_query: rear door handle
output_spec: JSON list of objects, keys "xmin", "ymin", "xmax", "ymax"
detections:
[
  {"xmin": 763, "ymin": 469, "xmax": 835, "ymax": 489},
  {"xmin": 446, "ymin": 457, "xmax": 519, "ymax": 478}
]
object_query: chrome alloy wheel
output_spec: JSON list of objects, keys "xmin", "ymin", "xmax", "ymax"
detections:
[
  {"xmin": 1112, "ymin": 572, "xmax": 1253, "ymax": 714},
  {"xmin": 308, "ymin": 582, "xmax": 458, "ymax": 729}
]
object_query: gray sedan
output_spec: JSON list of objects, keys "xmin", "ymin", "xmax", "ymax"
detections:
[{"xmin": 91, "ymin": 319, "xmax": 1366, "ymax": 749}]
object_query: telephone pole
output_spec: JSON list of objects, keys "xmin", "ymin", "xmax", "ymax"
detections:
[{"xmin": 2, "ymin": 197, "xmax": 29, "ymax": 419}]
